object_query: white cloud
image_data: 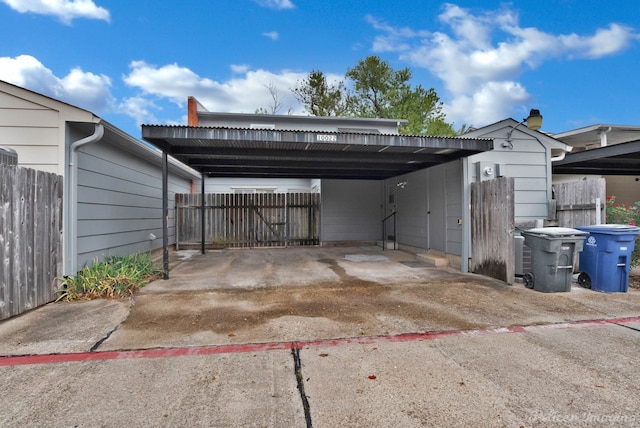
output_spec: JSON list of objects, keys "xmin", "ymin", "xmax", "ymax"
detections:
[
  {"xmin": 368, "ymin": 3, "xmax": 639, "ymax": 127},
  {"xmin": 119, "ymin": 96, "xmax": 160, "ymax": 126},
  {"xmin": 445, "ymin": 81, "xmax": 531, "ymax": 127},
  {"xmin": 1, "ymin": 0, "xmax": 110, "ymax": 24},
  {"xmin": 231, "ymin": 64, "xmax": 250, "ymax": 74},
  {"xmin": 122, "ymin": 61, "xmax": 309, "ymax": 121},
  {"xmin": 0, "ymin": 54, "xmax": 115, "ymax": 113},
  {"xmin": 252, "ymin": 0, "xmax": 294, "ymax": 10},
  {"xmin": 262, "ymin": 31, "xmax": 279, "ymax": 40}
]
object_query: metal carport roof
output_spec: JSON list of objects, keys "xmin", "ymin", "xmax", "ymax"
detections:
[
  {"xmin": 552, "ymin": 140, "xmax": 640, "ymax": 175},
  {"xmin": 142, "ymin": 125, "xmax": 493, "ymax": 180},
  {"xmin": 141, "ymin": 124, "xmax": 494, "ymax": 279}
]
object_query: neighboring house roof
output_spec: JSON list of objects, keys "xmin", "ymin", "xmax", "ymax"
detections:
[
  {"xmin": 0, "ymin": 79, "xmax": 97, "ymax": 122},
  {"xmin": 550, "ymin": 124, "xmax": 640, "ymax": 175},
  {"xmin": 188, "ymin": 96, "xmax": 408, "ymax": 134},
  {"xmin": 142, "ymin": 124, "xmax": 493, "ymax": 180},
  {"xmin": 0, "ymin": 79, "xmax": 198, "ymax": 180},
  {"xmin": 552, "ymin": 124, "xmax": 640, "ymax": 151},
  {"xmin": 553, "ymin": 139, "xmax": 640, "ymax": 176}
]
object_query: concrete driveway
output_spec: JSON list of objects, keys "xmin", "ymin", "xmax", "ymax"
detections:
[{"xmin": 1, "ymin": 246, "xmax": 640, "ymax": 427}]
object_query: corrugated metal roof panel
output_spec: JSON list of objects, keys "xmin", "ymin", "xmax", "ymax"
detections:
[{"xmin": 142, "ymin": 125, "xmax": 494, "ymax": 180}]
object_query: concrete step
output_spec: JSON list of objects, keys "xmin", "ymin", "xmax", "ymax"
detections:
[
  {"xmin": 377, "ymin": 240, "xmax": 399, "ymax": 250},
  {"xmin": 417, "ymin": 250, "xmax": 449, "ymax": 267}
]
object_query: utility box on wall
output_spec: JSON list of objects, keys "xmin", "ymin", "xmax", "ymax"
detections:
[
  {"xmin": 474, "ymin": 161, "xmax": 505, "ymax": 181},
  {"xmin": 0, "ymin": 146, "xmax": 18, "ymax": 165}
]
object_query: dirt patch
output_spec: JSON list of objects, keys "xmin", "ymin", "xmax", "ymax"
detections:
[
  {"xmin": 115, "ymin": 271, "xmax": 602, "ymax": 347},
  {"xmin": 105, "ymin": 248, "xmax": 628, "ymax": 350},
  {"xmin": 629, "ymin": 271, "xmax": 640, "ymax": 289},
  {"xmin": 120, "ymin": 279, "xmax": 481, "ymax": 338}
]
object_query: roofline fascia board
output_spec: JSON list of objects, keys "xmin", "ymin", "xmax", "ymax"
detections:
[
  {"xmin": 193, "ymin": 111, "xmax": 409, "ymax": 126},
  {"xmin": 98, "ymin": 121, "xmax": 200, "ymax": 180},
  {"xmin": 553, "ymin": 124, "xmax": 640, "ymax": 139},
  {"xmin": 553, "ymin": 139, "xmax": 640, "ymax": 166},
  {"xmin": 141, "ymin": 125, "xmax": 494, "ymax": 152}
]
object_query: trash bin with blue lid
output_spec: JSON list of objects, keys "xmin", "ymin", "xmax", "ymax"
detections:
[
  {"xmin": 521, "ymin": 227, "xmax": 588, "ymax": 292},
  {"xmin": 575, "ymin": 224, "xmax": 640, "ymax": 293}
]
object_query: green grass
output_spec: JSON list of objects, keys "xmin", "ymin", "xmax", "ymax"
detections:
[{"xmin": 56, "ymin": 253, "xmax": 161, "ymax": 301}]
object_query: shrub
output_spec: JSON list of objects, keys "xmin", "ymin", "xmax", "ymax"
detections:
[
  {"xmin": 56, "ymin": 253, "xmax": 161, "ymax": 301},
  {"xmin": 606, "ymin": 196, "xmax": 640, "ymax": 267}
]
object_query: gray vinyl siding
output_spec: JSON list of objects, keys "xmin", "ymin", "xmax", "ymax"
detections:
[
  {"xmin": 75, "ymin": 142, "xmax": 192, "ymax": 269},
  {"xmin": 468, "ymin": 144, "xmax": 550, "ymax": 221},
  {"xmin": 320, "ymin": 179, "xmax": 382, "ymax": 242},
  {"xmin": 444, "ymin": 161, "xmax": 464, "ymax": 255},
  {"xmin": 395, "ymin": 170, "xmax": 428, "ymax": 249},
  {"xmin": 389, "ymin": 160, "xmax": 464, "ymax": 255}
]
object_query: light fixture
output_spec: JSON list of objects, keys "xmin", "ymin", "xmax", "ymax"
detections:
[
  {"xmin": 503, "ymin": 109, "xmax": 543, "ymax": 148},
  {"xmin": 396, "ymin": 180, "xmax": 408, "ymax": 189}
]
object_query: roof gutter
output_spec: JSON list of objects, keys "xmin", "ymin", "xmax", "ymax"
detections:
[{"xmin": 67, "ymin": 122, "xmax": 104, "ymax": 275}]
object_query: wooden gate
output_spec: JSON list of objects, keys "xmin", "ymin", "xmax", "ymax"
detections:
[
  {"xmin": 471, "ymin": 177, "xmax": 515, "ymax": 284},
  {"xmin": 1, "ymin": 165, "xmax": 63, "ymax": 320},
  {"xmin": 175, "ymin": 193, "xmax": 320, "ymax": 248},
  {"xmin": 551, "ymin": 178, "xmax": 606, "ymax": 228}
]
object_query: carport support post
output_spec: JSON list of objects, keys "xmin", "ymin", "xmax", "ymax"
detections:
[
  {"xmin": 162, "ymin": 150, "xmax": 169, "ymax": 280},
  {"xmin": 201, "ymin": 173, "xmax": 206, "ymax": 254}
]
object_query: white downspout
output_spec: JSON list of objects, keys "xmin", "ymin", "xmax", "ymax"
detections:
[
  {"xmin": 67, "ymin": 122, "xmax": 104, "ymax": 275},
  {"xmin": 598, "ymin": 126, "xmax": 612, "ymax": 147}
]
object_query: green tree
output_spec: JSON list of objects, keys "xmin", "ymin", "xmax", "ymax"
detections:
[
  {"xmin": 293, "ymin": 56, "xmax": 456, "ymax": 136},
  {"xmin": 346, "ymin": 56, "xmax": 447, "ymax": 133},
  {"xmin": 291, "ymin": 70, "xmax": 352, "ymax": 116}
]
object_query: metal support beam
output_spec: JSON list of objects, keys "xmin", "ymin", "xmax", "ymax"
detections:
[
  {"xmin": 201, "ymin": 172, "xmax": 206, "ymax": 255},
  {"xmin": 162, "ymin": 150, "xmax": 169, "ymax": 280}
]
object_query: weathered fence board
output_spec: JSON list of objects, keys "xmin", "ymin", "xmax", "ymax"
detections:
[
  {"xmin": 471, "ymin": 177, "xmax": 515, "ymax": 284},
  {"xmin": 176, "ymin": 192, "xmax": 320, "ymax": 248},
  {"xmin": 553, "ymin": 178, "xmax": 606, "ymax": 228},
  {"xmin": 0, "ymin": 165, "xmax": 63, "ymax": 320}
]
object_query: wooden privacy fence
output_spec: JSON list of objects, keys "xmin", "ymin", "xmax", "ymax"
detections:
[
  {"xmin": 551, "ymin": 178, "xmax": 606, "ymax": 228},
  {"xmin": 175, "ymin": 193, "xmax": 320, "ymax": 248},
  {"xmin": 471, "ymin": 177, "xmax": 515, "ymax": 284},
  {"xmin": 0, "ymin": 165, "xmax": 63, "ymax": 320}
]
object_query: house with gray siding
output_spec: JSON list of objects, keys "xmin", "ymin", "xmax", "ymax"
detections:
[{"xmin": 0, "ymin": 79, "xmax": 199, "ymax": 275}]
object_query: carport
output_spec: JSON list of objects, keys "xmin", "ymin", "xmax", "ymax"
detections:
[
  {"xmin": 553, "ymin": 139, "xmax": 640, "ymax": 175},
  {"xmin": 141, "ymin": 124, "xmax": 493, "ymax": 278}
]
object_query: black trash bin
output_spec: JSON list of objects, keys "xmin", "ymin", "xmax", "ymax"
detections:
[{"xmin": 521, "ymin": 227, "xmax": 588, "ymax": 292}]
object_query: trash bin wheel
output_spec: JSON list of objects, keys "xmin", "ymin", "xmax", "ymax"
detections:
[
  {"xmin": 523, "ymin": 272, "xmax": 535, "ymax": 289},
  {"xmin": 578, "ymin": 272, "xmax": 592, "ymax": 289}
]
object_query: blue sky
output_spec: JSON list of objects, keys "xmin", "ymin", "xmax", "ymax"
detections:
[{"xmin": 1, "ymin": 0, "xmax": 638, "ymax": 138}]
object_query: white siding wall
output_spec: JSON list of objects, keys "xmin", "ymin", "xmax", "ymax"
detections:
[
  {"xmin": 74, "ymin": 142, "xmax": 192, "ymax": 270},
  {"xmin": 320, "ymin": 179, "xmax": 382, "ymax": 242},
  {"xmin": 0, "ymin": 92, "xmax": 62, "ymax": 174},
  {"xmin": 204, "ymin": 177, "xmax": 317, "ymax": 193}
]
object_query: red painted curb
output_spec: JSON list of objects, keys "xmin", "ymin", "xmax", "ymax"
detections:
[{"xmin": 1, "ymin": 316, "xmax": 638, "ymax": 367}]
